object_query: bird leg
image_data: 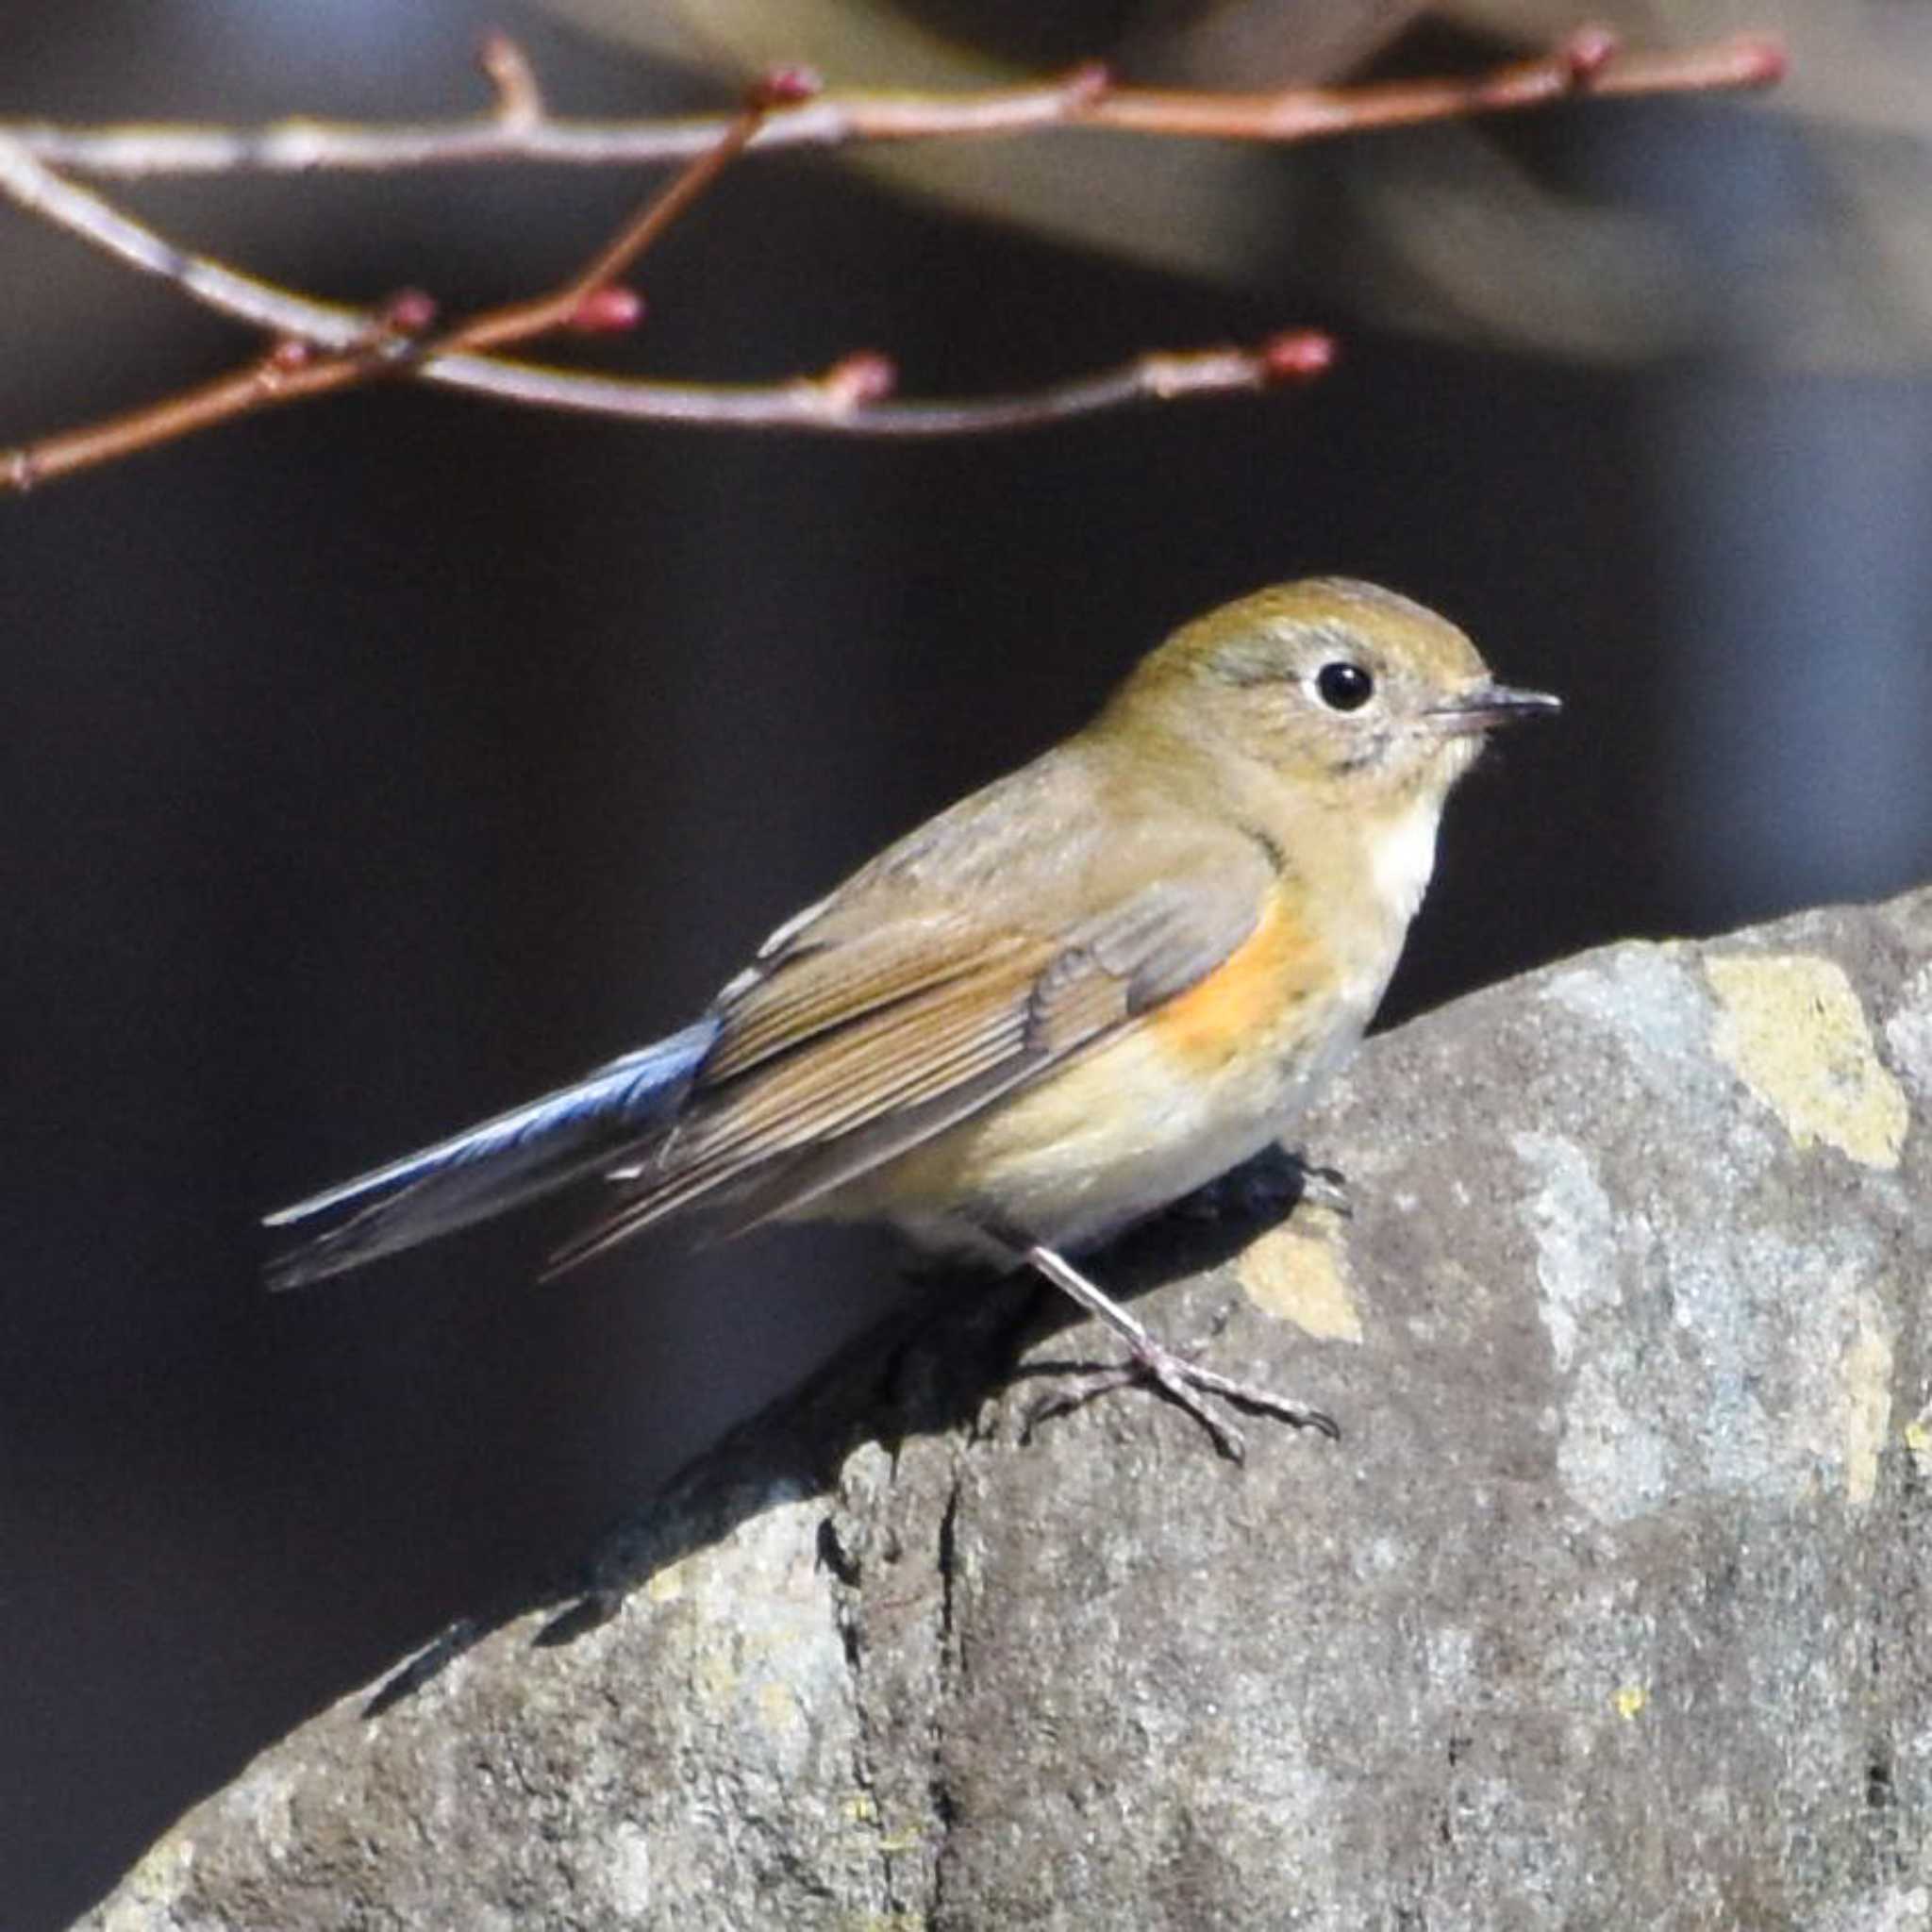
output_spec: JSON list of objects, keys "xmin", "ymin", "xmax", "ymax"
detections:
[{"xmin": 1015, "ymin": 1239, "xmax": 1339, "ymax": 1462}]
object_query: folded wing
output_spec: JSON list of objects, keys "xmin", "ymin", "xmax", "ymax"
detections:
[{"xmin": 544, "ymin": 838, "xmax": 1273, "ymax": 1273}]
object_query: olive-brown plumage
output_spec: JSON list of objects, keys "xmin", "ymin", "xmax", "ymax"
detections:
[{"xmin": 269, "ymin": 577, "xmax": 1557, "ymax": 1456}]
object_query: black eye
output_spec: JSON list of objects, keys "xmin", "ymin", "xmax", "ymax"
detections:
[{"xmin": 1315, "ymin": 660, "xmax": 1374, "ymax": 711}]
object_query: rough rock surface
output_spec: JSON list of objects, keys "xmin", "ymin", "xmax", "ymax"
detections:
[{"xmin": 81, "ymin": 890, "xmax": 1932, "ymax": 1930}]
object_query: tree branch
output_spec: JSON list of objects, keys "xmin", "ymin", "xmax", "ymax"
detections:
[
  {"xmin": 0, "ymin": 25, "xmax": 1784, "ymax": 492},
  {"xmin": 1, "ymin": 27, "xmax": 1785, "ymax": 179},
  {"xmin": 0, "ymin": 94, "xmax": 1338, "ymax": 492}
]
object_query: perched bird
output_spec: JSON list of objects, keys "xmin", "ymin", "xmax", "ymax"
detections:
[{"xmin": 268, "ymin": 577, "xmax": 1557, "ymax": 1457}]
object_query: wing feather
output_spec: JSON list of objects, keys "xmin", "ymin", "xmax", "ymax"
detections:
[
  {"xmin": 705, "ymin": 915, "xmax": 1028, "ymax": 1081},
  {"xmin": 547, "ymin": 756, "xmax": 1281, "ymax": 1273},
  {"xmin": 634, "ymin": 954, "xmax": 1054, "ymax": 1186}
]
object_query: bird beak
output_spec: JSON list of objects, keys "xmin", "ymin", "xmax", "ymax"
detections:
[{"xmin": 1426, "ymin": 682, "xmax": 1562, "ymax": 737}]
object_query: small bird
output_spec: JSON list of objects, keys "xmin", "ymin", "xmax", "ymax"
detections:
[{"xmin": 268, "ymin": 577, "xmax": 1557, "ymax": 1457}]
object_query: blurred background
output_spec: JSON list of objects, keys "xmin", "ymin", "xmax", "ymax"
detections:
[{"xmin": 4, "ymin": 1, "xmax": 1929, "ymax": 1922}]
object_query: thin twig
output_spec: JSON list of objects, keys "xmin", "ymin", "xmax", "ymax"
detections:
[
  {"xmin": 0, "ymin": 135, "xmax": 369, "ymax": 350},
  {"xmin": 0, "ymin": 77, "xmax": 815, "ymax": 491},
  {"xmin": 477, "ymin": 30, "xmax": 545, "ymax": 131},
  {"xmin": 1086, "ymin": 25, "xmax": 1783, "ymax": 138},
  {"xmin": 0, "ymin": 28, "xmax": 1784, "ymax": 179},
  {"xmin": 0, "ymin": 90, "xmax": 1337, "ymax": 492},
  {"xmin": 421, "ymin": 76, "xmax": 782, "ymax": 357},
  {"xmin": 4, "ymin": 341, "xmax": 375, "ymax": 491},
  {"xmin": 420, "ymin": 331, "xmax": 1338, "ymax": 437},
  {"xmin": 0, "ymin": 26, "xmax": 1785, "ymax": 491},
  {"xmin": 3, "ymin": 322, "xmax": 1337, "ymax": 489},
  {"xmin": 0, "ymin": 79, "xmax": 808, "ymax": 491}
]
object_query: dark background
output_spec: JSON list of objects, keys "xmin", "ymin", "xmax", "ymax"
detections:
[{"xmin": 4, "ymin": 4, "xmax": 1928, "ymax": 1924}]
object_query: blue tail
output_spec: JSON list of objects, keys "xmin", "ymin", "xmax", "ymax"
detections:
[{"xmin": 264, "ymin": 1018, "xmax": 719, "ymax": 1290}]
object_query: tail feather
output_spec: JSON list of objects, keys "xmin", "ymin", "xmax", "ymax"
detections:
[{"xmin": 264, "ymin": 1018, "xmax": 719, "ymax": 1290}]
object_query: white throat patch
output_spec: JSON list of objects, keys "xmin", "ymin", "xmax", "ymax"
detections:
[{"xmin": 1371, "ymin": 795, "xmax": 1445, "ymax": 925}]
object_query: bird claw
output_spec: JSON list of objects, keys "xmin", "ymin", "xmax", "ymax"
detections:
[
  {"xmin": 1293, "ymin": 1158, "xmax": 1352, "ymax": 1217},
  {"xmin": 1024, "ymin": 1337, "xmax": 1339, "ymax": 1463}
]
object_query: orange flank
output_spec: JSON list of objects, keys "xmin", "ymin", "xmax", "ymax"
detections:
[{"xmin": 1145, "ymin": 885, "xmax": 1319, "ymax": 1072}]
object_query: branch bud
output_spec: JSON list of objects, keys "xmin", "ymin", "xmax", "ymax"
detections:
[
  {"xmin": 1259, "ymin": 330, "xmax": 1337, "ymax": 383},
  {"xmin": 1560, "ymin": 25, "xmax": 1622, "ymax": 85},
  {"xmin": 566, "ymin": 287, "xmax": 645, "ymax": 334},
  {"xmin": 1059, "ymin": 62, "xmax": 1113, "ymax": 110},
  {"xmin": 752, "ymin": 67, "xmax": 822, "ymax": 110},
  {"xmin": 820, "ymin": 351, "xmax": 897, "ymax": 408},
  {"xmin": 379, "ymin": 289, "xmax": 439, "ymax": 336},
  {"xmin": 1732, "ymin": 35, "xmax": 1789, "ymax": 88}
]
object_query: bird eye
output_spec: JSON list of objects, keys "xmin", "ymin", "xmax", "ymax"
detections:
[{"xmin": 1315, "ymin": 661, "xmax": 1374, "ymax": 711}]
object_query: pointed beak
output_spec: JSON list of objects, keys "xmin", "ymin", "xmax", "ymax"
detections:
[{"xmin": 1426, "ymin": 681, "xmax": 1562, "ymax": 737}]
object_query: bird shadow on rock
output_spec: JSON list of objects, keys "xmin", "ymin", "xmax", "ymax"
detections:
[{"xmin": 361, "ymin": 1142, "xmax": 1325, "ymax": 1717}]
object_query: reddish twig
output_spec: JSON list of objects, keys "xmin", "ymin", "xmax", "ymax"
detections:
[
  {"xmin": 417, "ymin": 72, "xmax": 791, "ymax": 358},
  {"xmin": 1088, "ymin": 25, "xmax": 1781, "ymax": 140},
  {"xmin": 3, "ymin": 324, "xmax": 1338, "ymax": 490},
  {"xmin": 0, "ymin": 29, "xmax": 1785, "ymax": 178},
  {"xmin": 6, "ymin": 337, "xmax": 383, "ymax": 492},
  {"xmin": 2, "ymin": 75, "xmax": 806, "ymax": 491},
  {"xmin": 0, "ymin": 26, "xmax": 1784, "ymax": 492},
  {"xmin": 437, "ymin": 330, "xmax": 1339, "ymax": 437},
  {"xmin": 0, "ymin": 67, "xmax": 1339, "ymax": 491},
  {"xmin": 0, "ymin": 103, "xmax": 1336, "ymax": 491}
]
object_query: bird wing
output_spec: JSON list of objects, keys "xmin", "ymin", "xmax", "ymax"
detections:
[{"xmin": 545, "ymin": 768, "xmax": 1279, "ymax": 1274}]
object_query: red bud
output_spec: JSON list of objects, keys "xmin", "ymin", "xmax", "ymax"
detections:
[
  {"xmin": 754, "ymin": 66, "xmax": 822, "ymax": 109},
  {"xmin": 1561, "ymin": 25, "xmax": 1620, "ymax": 83},
  {"xmin": 567, "ymin": 287, "xmax": 645, "ymax": 334},
  {"xmin": 823, "ymin": 352, "xmax": 897, "ymax": 407},
  {"xmin": 1733, "ymin": 35, "xmax": 1789, "ymax": 88},
  {"xmin": 1061, "ymin": 61, "xmax": 1113, "ymax": 108},
  {"xmin": 1259, "ymin": 331, "xmax": 1337, "ymax": 383},
  {"xmin": 380, "ymin": 289, "xmax": 439, "ymax": 335}
]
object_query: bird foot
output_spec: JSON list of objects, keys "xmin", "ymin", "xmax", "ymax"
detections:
[
  {"xmin": 1024, "ymin": 1336, "xmax": 1339, "ymax": 1463},
  {"xmin": 1294, "ymin": 1159, "xmax": 1352, "ymax": 1216}
]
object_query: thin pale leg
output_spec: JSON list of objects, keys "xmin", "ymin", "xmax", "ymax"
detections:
[{"xmin": 1017, "ymin": 1240, "xmax": 1339, "ymax": 1461}]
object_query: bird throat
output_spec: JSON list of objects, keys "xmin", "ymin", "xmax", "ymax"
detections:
[{"xmin": 1366, "ymin": 792, "xmax": 1445, "ymax": 927}]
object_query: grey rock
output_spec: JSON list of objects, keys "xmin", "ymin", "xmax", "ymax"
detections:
[{"xmin": 79, "ymin": 889, "xmax": 1932, "ymax": 1931}]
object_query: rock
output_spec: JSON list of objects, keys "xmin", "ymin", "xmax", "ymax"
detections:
[{"xmin": 78, "ymin": 888, "xmax": 1932, "ymax": 1931}]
